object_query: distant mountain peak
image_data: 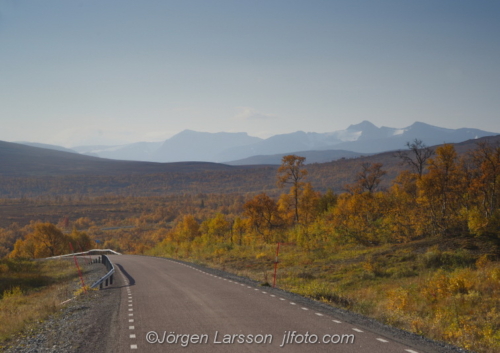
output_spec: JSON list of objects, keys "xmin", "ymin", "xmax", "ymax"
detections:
[
  {"xmin": 407, "ymin": 121, "xmax": 452, "ymax": 133},
  {"xmin": 347, "ymin": 120, "xmax": 378, "ymax": 131},
  {"xmin": 409, "ymin": 121, "xmax": 434, "ymax": 128},
  {"xmin": 174, "ymin": 130, "xmax": 254, "ymax": 138}
]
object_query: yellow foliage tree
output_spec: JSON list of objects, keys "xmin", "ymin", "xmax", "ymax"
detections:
[
  {"xmin": 331, "ymin": 192, "xmax": 388, "ymax": 246},
  {"xmin": 277, "ymin": 155, "xmax": 308, "ymax": 223},
  {"xmin": 244, "ymin": 193, "xmax": 284, "ymax": 241},
  {"xmin": 417, "ymin": 144, "xmax": 468, "ymax": 236}
]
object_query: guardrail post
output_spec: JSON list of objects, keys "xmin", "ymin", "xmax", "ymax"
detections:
[{"xmin": 90, "ymin": 254, "xmax": 116, "ymax": 290}]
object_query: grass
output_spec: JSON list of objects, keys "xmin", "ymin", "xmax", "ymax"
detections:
[{"xmin": 0, "ymin": 258, "xmax": 93, "ymax": 342}]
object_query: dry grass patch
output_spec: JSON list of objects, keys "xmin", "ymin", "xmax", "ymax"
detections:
[{"xmin": 0, "ymin": 258, "xmax": 90, "ymax": 342}]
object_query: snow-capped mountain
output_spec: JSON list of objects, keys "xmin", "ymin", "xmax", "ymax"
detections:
[{"xmin": 22, "ymin": 121, "xmax": 498, "ymax": 164}]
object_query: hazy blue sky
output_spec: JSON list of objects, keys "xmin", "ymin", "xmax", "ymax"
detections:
[{"xmin": 1, "ymin": 0, "xmax": 499, "ymax": 147}]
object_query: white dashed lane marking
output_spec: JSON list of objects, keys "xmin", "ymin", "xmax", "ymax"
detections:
[
  {"xmin": 122, "ymin": 270, "xmax": 137, "ymax": 351},
  {"xmin": 139, "ymin": 260, "xmax": 426, "ymax": 353}
]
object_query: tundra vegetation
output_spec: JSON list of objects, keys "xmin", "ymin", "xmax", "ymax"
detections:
[{"xmin": 1, "ymin": 141, "xmax": 499, "ymax": 352}]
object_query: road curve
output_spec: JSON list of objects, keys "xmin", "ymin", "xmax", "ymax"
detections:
[{"xmin": 105, "ymin": 255, "xmax": 436, "ymax": 353}]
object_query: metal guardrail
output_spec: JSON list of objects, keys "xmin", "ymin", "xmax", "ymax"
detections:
[
  {"xmin": 47, "ymin": 249, "xmax": 121, "ymax": 259},
  {"xmin": 90, "ymin": 254, "xmax": 116, "ymax": 289},
  {"xmin": 45, "ymin": 249, "xmax": 120, "ymax": 290}
]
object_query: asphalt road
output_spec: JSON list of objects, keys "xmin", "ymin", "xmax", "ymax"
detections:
[{"xmin": 105, "ymin": 255, "xmax": 439, "ymax": 353}]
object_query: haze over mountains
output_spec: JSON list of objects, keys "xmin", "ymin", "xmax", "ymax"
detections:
[
  {"xmin": 3, "ymin": 133, "xmax": 500, "ymax": 199},
  {"xmin": 17, "ymin": 121, "xmax": 498, "ymax": 165}
]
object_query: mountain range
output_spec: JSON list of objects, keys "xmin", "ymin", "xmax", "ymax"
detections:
[{"xmin": 17, "ymin": 121, "xmax": 498, "ymax": 165}]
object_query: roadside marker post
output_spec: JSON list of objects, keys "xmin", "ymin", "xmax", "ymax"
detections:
[
  {"xmin": 273, "ymin": 242, "xmax": 294, "ymax": 288},
  {"xmin": 69, "ymin": 242, "xmax": 87, "ymax": 293}
]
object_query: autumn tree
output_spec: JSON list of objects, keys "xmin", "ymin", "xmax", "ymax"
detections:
[
  {"xmin": 417, "ymin": 144, "xmax": 468, "ymax": 236},
  {"xmin": 201, "ymin": 213, "xmax": 230, "ymax": 241},
  {"xmin": 347, "ymin": 162, "xmax": 387, "ymax": 194},
  {"xmin": 384, "ymin": 171, "xmax": 424, "ymax": 242},
  {"xmin": 316, "ymin": 189, "xmax": 337, "ymax": 215},
  {"xmin": 397, "ymin": 139, "xmax": 434, "ymax": 177},
  {"xmin": 277, "ymin": 155, "xmax": 308, "ymax": 223},
  {"xmin": 73, "ymin": 217, "xmax": 93, "ymax": 230},
  {"xmin": 9, "ymin": 237, "xmax": 36, "ymax": 259},
  {"xmin": 68, "ymin": 228, "xmax": 94, "ymax": 252},
  {"xmin": 468, "ymin": 141, "xmax": 500, "ymax": 217},
  {"xmin": 32, "ymin": 223, "xmax": 69, "ymax": 257},
  {"xmin": 9, "ymin": 223, "xmax": 69, "ymax": 258},
  {"xmin": 244, "ymin": 193, "xmax": 283, "ymax": 240},
  {"xmin": 331, "ymin": 192, "xmax": 388, "ymax": 246},
  {"xmin": 466, "ymin": 141, "xmax": 500, "ymax": 237},
  {"xmin": 175, "ymin": 215, "xmax": 201, "ymax": 242},
  {"xmin": 298, "ymin": 183, "xmax": 320, "ymax": 226},
  {"xmin": 231, "ymin": 217, "xmax": 246, "ymax": 245}
]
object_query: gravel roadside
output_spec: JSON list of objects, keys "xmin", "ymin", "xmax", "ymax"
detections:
[{"xmin": 1, "ymin": 258, "xmax": 121, "ymax": 353}]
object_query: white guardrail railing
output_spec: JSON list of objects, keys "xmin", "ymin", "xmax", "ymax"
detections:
[{"xmin": 47, "ymin": 249, "xmax": 121, "ymax": 289}]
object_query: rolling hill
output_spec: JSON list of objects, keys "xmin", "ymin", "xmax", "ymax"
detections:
[
  {"xmin": 1, "ymin": 135, "xmax": 498, "ymax": 198},
  {"xmin": 0, "ymin": 140, "xmax": 242, "ymax": 177},
  {"xmin": 227, "ymin": 149, "xmax": 371, "ymax": 165}
]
